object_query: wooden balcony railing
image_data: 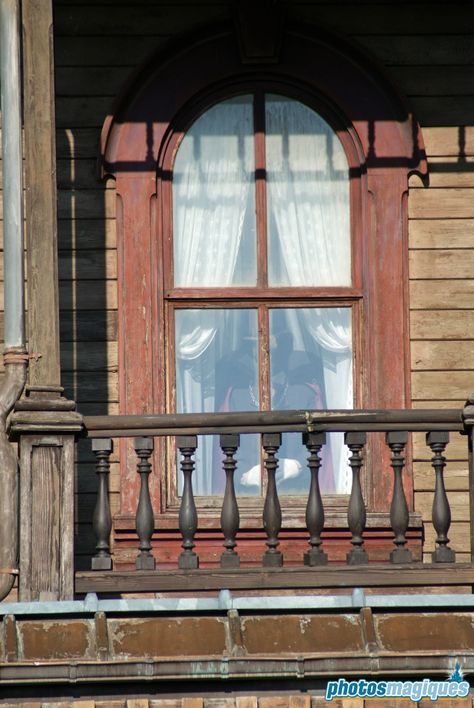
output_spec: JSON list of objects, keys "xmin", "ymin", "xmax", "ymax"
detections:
[{"xmin": 72, "ymin": 407, "xmax": 474, "ymax": 595}]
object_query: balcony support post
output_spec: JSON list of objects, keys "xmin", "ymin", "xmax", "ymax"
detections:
[
  {"xmin": 463, "ymin": 396, "xmax": 474, "ymax": 563},
  {"xmin": 11, "ymin": 389, "xmax": 83, "ymax": 601}
]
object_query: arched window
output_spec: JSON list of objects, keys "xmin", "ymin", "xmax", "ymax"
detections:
[
  {"xmin": 168, "ymin": 92, "xmax": 355, "ymax": 497},
  {"xmin": 101, "ymin": 23, "xmax": 426, "ymax": 550}
]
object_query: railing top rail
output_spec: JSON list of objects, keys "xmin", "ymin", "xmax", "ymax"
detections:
[{"xmin": 82, "ymin": 408, "xmax": 464, "ymax": 438}]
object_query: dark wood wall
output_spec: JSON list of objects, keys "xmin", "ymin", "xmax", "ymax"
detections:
[{"xmin": 45, "ymin": 0, "xmax": 474, "ymax": 565}]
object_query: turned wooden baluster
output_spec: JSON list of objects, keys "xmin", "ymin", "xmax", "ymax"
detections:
[
  {"xmin": 91, "ymin": 438, "xmax": 113, "ymax": 570},
  {"xmin": 345, "ymin": 432, "xmax": 368, "ymax": 565},
  {"xmin": 177, "ymin": 435, "xmax": 199, "ymax": 569},
  {"xmin": 427, "ymin": 431, "xmax": 455, "ymax": 563},
  {"xmin": 220, "ymin": 433, "xmax": 240, "ymax": 568},
  {"xmin": 262, "ymin": 432, "xmax": 283, "ymax": 567},
  {"xmin": 303, "ymin": 431, "xmax": 327, "ymax": 566},
  {"xmin": 386, "ymin": 431, "xmax": 412, "ymax": 563},
  {"xmin": 134, "ymin": 437, "xmax": 155, "ymax": 570}
]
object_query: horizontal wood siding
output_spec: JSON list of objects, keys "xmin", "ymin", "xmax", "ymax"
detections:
[{"xmin": 50, "ymin": 0, "xmax": 474, "ymax": 566}]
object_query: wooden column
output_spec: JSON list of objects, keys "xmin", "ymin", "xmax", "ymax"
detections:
[
  {"xmin": 22, "ymin": 0, "xmax": 61, "ymax": 386},
  {"xmin": 462, "ymin": 396, "xmax": 474, "ymax": 563},
  {"xmin": 11, "ymin": 388, "xmax": 82, "ymax": 601}
]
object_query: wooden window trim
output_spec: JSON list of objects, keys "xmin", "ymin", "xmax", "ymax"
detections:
[{"xmin": 101, "ymin": 22, "xmax": 427, "ymax": 531}]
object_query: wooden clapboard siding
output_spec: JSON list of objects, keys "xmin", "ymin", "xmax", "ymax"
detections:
[
  {"xmin": 409, "ymin": 220, "xmax": 474, "ymax": 249},
  {"xmin": 414, "ymin": 462, "xmax": 468, "ymax": 491},
  {"xmin": 412, "ymin": 340, "xmax": 474, "ymax": 369},
  {"xmin": 51, "ymin": 0, "xmax": 474, "ymax": 565},
  {"xmin": 411, "ymin": 311, "xmax": 474, "ymax": 339}
]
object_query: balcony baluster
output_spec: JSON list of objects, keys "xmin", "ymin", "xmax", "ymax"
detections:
[
  {"xmin": 220, "ymin": 433, "xmax": 240, "ymax": 568},
  {"xmin": 386, "ymin": 431, "xmax": 412, "ymax": 563},
  {"xmin": 134, "ymin": 437, "xmax": 155, "ymax": 570},
  {"xmin": 427, "ymin": 431, "xmax": 455, "ymax": 563},
  {"xmin": 178, "ymin": 435, "xmax": 199, "ymax": 569},
  {"xmin": 303, "ymin": 431, "xmax": 327, "ymax": 566},
  {"xmin": 262, "ymin": 432, "xmax": 283, "ymax": 567},
  {"xmin": 345, "ymin": 431, "xmax": 368, "ymax": 565},
  {"xmin": 91, "ymin": 438, "xmax": 113, "ymax": 570}
]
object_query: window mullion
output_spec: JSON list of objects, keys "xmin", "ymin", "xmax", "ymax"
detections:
[{"xmin": 254, "ymin": 90, "xmax": 268, "ymax": 288}]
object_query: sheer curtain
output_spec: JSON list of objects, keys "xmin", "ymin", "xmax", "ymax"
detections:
[
  {"xmin": 266, "ymin": 95, "xmax": 353, "ymax": 492},
  {"xmin": 173, "ymin": 96, "xmax": 256, "ymax": 493}
]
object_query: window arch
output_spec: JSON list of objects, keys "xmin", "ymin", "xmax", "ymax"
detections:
[{"xmin": 101, "ymin": 23, "xmax": 427, "ymax": 529}]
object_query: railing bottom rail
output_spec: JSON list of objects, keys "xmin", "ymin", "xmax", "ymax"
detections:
[{"xmin": 75, "ymin": 563, "xmax": 474, "ymax": 595}]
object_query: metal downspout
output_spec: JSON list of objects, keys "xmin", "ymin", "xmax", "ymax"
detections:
[{"xmin": 0, "ymin": 0, "xmax": 28, "ymax": 600}]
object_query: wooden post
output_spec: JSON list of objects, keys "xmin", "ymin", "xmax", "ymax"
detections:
[
  {"xmin": 463, "ymin": 395, "xmax": 474, "ymax": 563},
  {"xmin": 11, "ymin": 388, "xmax": 82, "ymax": 601},
  {"xmin": 22, "ymin": 0, "xmax": 61, "ymax": 386}
]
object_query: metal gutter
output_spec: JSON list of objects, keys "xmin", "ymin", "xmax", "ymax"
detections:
[
  {"xmin": 0, "ymin": 0, "xmax": 25, "ymax": 348},
  {"xmin": 0, "ymin": 0, "xmax": 28, "ymax": 602},
  {"xmin": 2, "ymin": 589, "xmax": 474, "ymax": 616}
]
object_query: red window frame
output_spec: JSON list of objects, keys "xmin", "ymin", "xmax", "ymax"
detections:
[{"xmin": 101, "ymin": 23, "xmax": 427, "ymax": 536}]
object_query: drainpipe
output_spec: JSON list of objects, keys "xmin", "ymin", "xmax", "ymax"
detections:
[{"xmin": 0, "ymin": 0, "xmax": 28, "ymax": 599}]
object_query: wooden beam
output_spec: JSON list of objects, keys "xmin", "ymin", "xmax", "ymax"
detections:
[
  {"xmin": 75, "ymin": 564, "xmax": 474, "ymax": 594},
  {"xmin": 22, "ymin": 0, "xmax": 61, "ymax": 386}
]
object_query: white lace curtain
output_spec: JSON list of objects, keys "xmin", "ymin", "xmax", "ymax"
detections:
[{"xmin": 173, "ymin": 94, "xmax": 353, "ymax": 494}]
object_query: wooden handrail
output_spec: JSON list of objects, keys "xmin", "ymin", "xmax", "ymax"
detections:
[{"xmin": 83, "ymin": 408, "xmax": 464, "ymax": 438}]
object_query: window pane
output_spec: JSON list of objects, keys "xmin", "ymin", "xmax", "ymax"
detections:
[
  {"xmin": 175, "ymin": 308, "xmax": 260, "ymax": 495},
  {"xmin": 269, "ymin": 308, "xmax": 353, "ymax": 494},
  {"xmin": 173, "ymin": 96, "xmax": 257, "ymax": 287},
  {"xmin": 265, "ymin": 95, "xmax": 351, "ymax": 287}
]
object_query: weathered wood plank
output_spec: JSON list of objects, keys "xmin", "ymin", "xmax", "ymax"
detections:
[
  {"xmin": 409, "ymin": 219, "xmax": 474, "ymax": 249},
  {"xmin": 54, "ymin": 4, "xmax": 225, "ymax": 36},
  {"xmin": 356, "ymin": 34, "xmax": 474, "ymax": 65},
  {"xmin": 58, "ymin": 189, "xmax": 116, "ymax": 219},
  {"xmin": 56, "ymin": 97, "xmax": 113, "ymax": 128},
  {"xmin": 414, "ymin": 461, "xmax": 467, "ymax": 491},
  {"xmin": 23, "ymin": 0, "xmax": 62, "ymax": 387},
  {"xmin": 57, "ymin": 159, "xmax": 115, "ymax": 190},
  {"xmin": 422, "ymin": 127, "xmax": 474, "ymax": 157},
  {"xmin": 58, "ymin": 250, "xmax": 117, "ymax": 280},
  {"xmin": 57, "ymin": 129, "xmax": 105, "ymax": 159},
  {"xmin": 411, "ymin": 340, "xmax": 474, "ymax": 370},
  {"xmin": 294, "ymin": 4, "xmax": 473, "ymax": 35},
  {"xmin": 59, "ymin": 280, "xmax": 118, "ymax": 310},
  {"xmin": 410, "ymin": 279, "xmax": 474, "ymax": 310},
  {"xmin": 412, "ymin": 371, "xmax": 474, "ymax": 400},
  {"xmin": 56, "ymin": 66, "xmax": 135, "ymax": 97},
  {"xmin": 412, "ymin": 400, "xmax": 465, "ymax": 409},
  {"xmin": 74, "ymin": 564, "xmax": 474, "ymax": 593},
  {"xmin": 58, "ymin": 219, "xmax": 116, "ymax": 249},
  {"xmin": 409, "ymin": 158, "xmax": 474, "ymax": 189},
  {"xmin": 411, "ymin": 97, "xmax": 474, "ymax": 127},
  {"xmin": 77, "ymin": 461, "xmax": 121, "ymax": 494},
  {"xmin": 390, "ymin": 66, "xmax": 474, "ymax": 96},
  {"xmin": 77, "ymin": 401, "xmax": 119, "ymax": 416},
  {"xmin": 423, "ymin": 521, "xmax": 470, "ymax": 553},
  {"xmin": 59, "ymin": 311, "xmax": 118, "ymax": 341},
  {"xmin": 62, "ymin": 371, "xmax": 118, "ymax": 403},
  {"xmin": 60, "ymin": 341, "xmax": 118, "ymax": 371},
  {"xmin": 409, "ymin": 250, "xmax": 474, "ymax": 280},
  {"xmin": 55, "ymin": 35, "xmax": 163, "ymax": 66},
  {"xmin": 415, "ymin": 490, "xmax": 469, "ymax": 522},
  {"xmin": 412, "ymin": 430, "xmax": 467, "ymax": 460},
  {"xmin": 409, "ymin": 189, "xmax": 474, "ymax": 219}
]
